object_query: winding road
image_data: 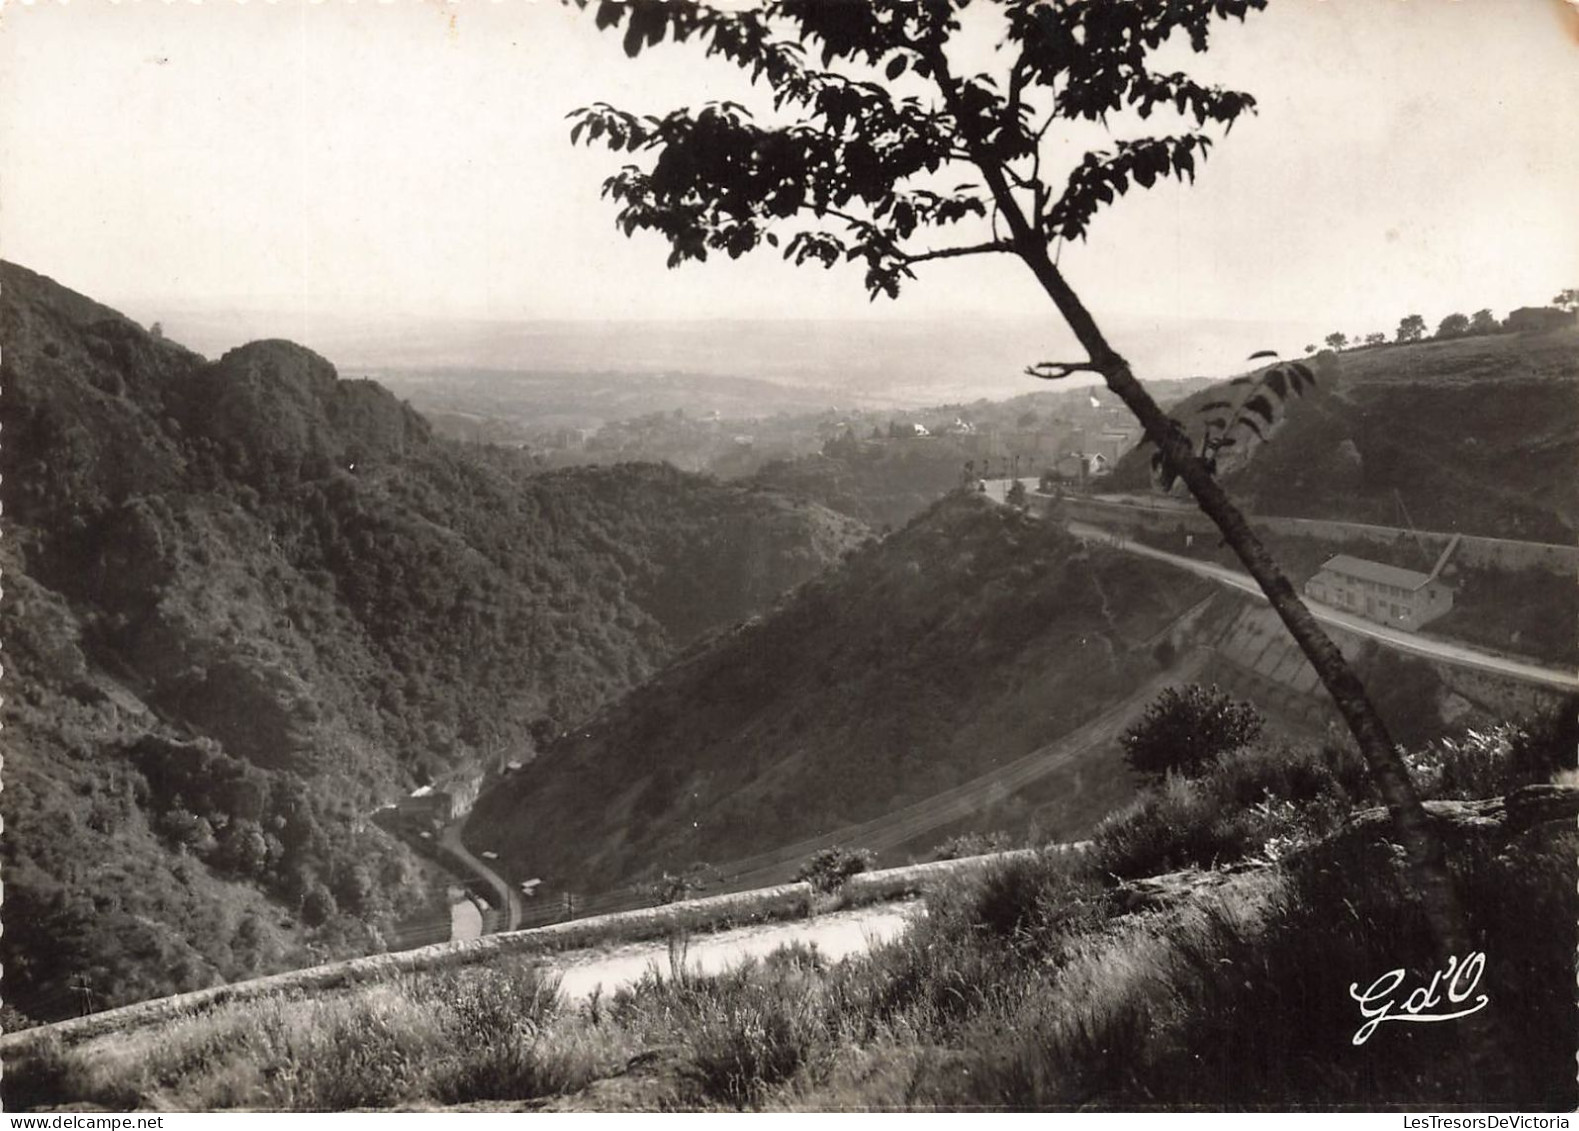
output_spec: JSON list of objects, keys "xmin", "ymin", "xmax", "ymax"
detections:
[
  {"xmin": 1064, "ymin": 519, "xmax": 1578, "ymax": 693},
  {"xmin": 439, "ymin": 824, "xmax": 526, "ymax": 931}
]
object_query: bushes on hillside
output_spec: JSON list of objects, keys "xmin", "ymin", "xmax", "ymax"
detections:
[
  {"xmin": 923, "ymin": 852, "xmax": 1112, "ymax": 963},
  {"xmin": 794, "ymin": 847, "xmax": 875, "ymax": 894},
  {"xmin": 480, "ymin": 491, "xmax": 1214, "ymax": 896},
  {"xmin": 1404, "ymin": 705, "xmax": 1576, "ymax": 800},
  {"xmin": 929, "ymin": 820, "xmax": 1576, "ymax": 1110},
  {"xmin": 4, "ymin": 963, "xmax": 568, "ymax": 1112},
  {"xmin": 13, "ymin": 717, "xmax": 1572, "ymax": 1112},
  {"xmin": 1093, "ymin": 740, "xmax": 1367, "ymax": 879},
  {"xmin": 1119, "ymin": 683, "xmax": 1264, "ymax": 780},
  {"xmin": 6, "ymin": 327, "xmax": 862, "ymax": 1019},
  {"xmin": 931, "ymin": 830, "xmax": 1014, "ymax": 861},
  {"xmin": 1095, "ymin": 704, "xmax": 1571, "ymax": 882}
]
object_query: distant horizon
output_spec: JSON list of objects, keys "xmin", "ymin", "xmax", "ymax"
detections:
[
  {"xmin": 18, "ymin": 250, "xmax": 1556, "ymax": 415},
  {"xmin": 3, "ymin": 0, "xmax": 1573, "ymax": 381},
  {"xmin": 115, "ymin": 293, "xmax": 1327, "ymax": 406},
  {"xmin": 5, "ymin": 254, "xmax": 1498, "ymax": 410}
]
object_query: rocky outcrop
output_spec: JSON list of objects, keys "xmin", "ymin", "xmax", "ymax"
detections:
[
  {"xmin": 175, "ymin": 340, "xmax": 432, "ymax": 485},
  {"xmin": 533, "ymin": 1047, "xmax": 709, "ymax": 1113},
  {"xmin": 1345, "ymin": 783, "xmax": 1579, "ymax": 842},
  {"xmin": 1114, "ymin": 860, "xmax": 1272, "ymax": 913},
  {"xmin": 1112, "ymin": 785, "xmax": 1579, "ymax": 915}
]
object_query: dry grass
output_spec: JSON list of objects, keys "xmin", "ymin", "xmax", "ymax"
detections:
[
  {"xmin": 12, "ymin": 721, "xmax": 1572, "ymax": 1114},
  {"xmin": 8, "ymin": 963, "xmax": 574, "ymax": 1111}
]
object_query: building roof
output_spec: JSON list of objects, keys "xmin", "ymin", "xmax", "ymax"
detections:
[{"xmin": 1317, "ymin": 554, "xmax": 1435, "ymax": 591}]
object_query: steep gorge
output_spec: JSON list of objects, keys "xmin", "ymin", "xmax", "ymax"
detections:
[{"xmin": 0, "ymin": 262, "xmax": 866, "ymax": 1021}]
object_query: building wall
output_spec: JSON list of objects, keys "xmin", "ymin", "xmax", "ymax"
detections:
[
  {"xmin": 396, "ymin": 793, "xmax": 455, "ymax": 825},
  {"xmin": 1302, "ymin": 567, "xmax": 1454, "ymax": 632}
]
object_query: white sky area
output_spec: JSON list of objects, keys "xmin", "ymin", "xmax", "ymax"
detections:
[{"xmin": 2, "ymin": 0, "xmax": 1576, "ymax": 389}]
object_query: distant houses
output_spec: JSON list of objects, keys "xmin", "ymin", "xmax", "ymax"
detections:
[
  {"xmin": 963, "ymin": 417, "xmax": 1136, "ymax": 483},
  {"xmin": 1503, "ymin": 306, "xmax": 1577, "ymax": 334},
  {"xmin": 395, "ymin": 786, "xmax": 456, "ymax": 827},
  {"xmin": 392, "ymin": 773, "xmax": 485, "ymax": 828},
  {"xmin": 1303, "ymin": 553, "xmax": 1455, "ymax": 632},
  {"xmin": 1052, "ymin": 451, "xmax": 1112, "ymax": 482}
]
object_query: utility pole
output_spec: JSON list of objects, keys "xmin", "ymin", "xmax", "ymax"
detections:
[
  {"xmin": 1392, "ymin": 488, "xmax": 1435, "ymax": 568},
  {"xmin": 70, "ymin": 972, "xmax": 96, "ymax": 1017}
]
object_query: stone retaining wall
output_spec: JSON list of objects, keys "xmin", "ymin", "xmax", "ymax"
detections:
[{"xmin": 1, "ymin": 850, "xmax": 1079, "ymax": 1057}]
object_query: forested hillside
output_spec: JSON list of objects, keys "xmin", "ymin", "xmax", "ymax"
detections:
[
  {"xmin": 470, "ymin": 492, "xmax": 1213, "ymax": 892},
  {"xmin": 0, "ymin": 263, "xmax": 865, "ymax": 1022},
  {"xmin": 748, "ymin": 438, "xmax": 974, "ymax": 530}
]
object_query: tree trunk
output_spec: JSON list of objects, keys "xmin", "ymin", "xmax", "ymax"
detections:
[
  {"xmin": 923, "ymin": 49, "xmax": 1499, "ymax": 1086},
  {"xmin": 1018, "ymin": 247, "xmax": 1527, "ymax": 1095},
  {"xmin": 1015, "ymin": 239, "xmax": 1475, "ymax": 961}
]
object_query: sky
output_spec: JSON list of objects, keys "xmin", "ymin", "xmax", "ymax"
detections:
[{"xmin": 1, "ymin": 0, "xmax": 1575, "ymax": 389}]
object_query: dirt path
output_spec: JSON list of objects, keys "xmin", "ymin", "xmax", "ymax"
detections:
[{"xmin": 717, "ymin": 660, "xmax": 1200, "ymax": 893}]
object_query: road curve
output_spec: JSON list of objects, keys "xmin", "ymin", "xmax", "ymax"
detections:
[
  {"xmin": 440, "ymin": 824, "xmax": 525, "ymax": 931},
  {"xmin": 1066, "ymin": 520, "xmax": 1578, "ymax": 693}
]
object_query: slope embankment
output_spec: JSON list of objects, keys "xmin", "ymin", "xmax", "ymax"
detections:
[
  {"xmin": 1062, "ymin": 516, "xmax": 1576, "ymax": 694},
  {"xmin": 466, "ymin": 492, "xmax": 1216, "ymax": 900},
  {"xmin": 1061, "ymin": 493, "xmax": 1578, "ymax": 577}
]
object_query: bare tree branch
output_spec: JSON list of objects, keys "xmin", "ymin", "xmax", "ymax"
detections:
[
  {"xmin": 1024, "ymin": 360, "xmax": 1104, "ymax": 380},
  {"xmin": 819, "ymin": 206, "xmax": 877, "ymax": 232},
  {"xmin": 906, "ymin": 240, "xmax": 1015, "ymax": 264}
]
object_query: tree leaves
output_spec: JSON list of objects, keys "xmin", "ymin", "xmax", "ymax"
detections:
[
  {"xmin": 622, "ymin": 2, "xmax": 665, "ymax": 57},
  {"xmin": 1127, "ymin": 71, "xmax": 1257, "ymax": 129},
  {"xmin": 571, "ymin": 0, "xmax": 1266, "ymax": 293},
  {"xmin": 1241, "ymin": 393, "xmax": 1275, "ymax": 425},
  {"xmin": 571, "ymin": 62, "xmax": 966, "ymax": 297},
  {"xmin": 1045, "ymin": 136, "xmax": 1214, "ymax": 242},
  {"xmin": 1397, "ymin": 314, "xmax": 1427, "ymax": 343},
  {"xmin": 1007, "ymin": 0, "xmax": 1265, "ymax": 127},
  {"xmin": 1178, "ymin": 359, "xmax": 1319, "ymax": 479},
  {"xmin": 568, "ymin": 103, "xmax": 653, "ymax": 153}
]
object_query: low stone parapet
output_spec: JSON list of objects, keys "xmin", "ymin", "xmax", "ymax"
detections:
[{"xmin": 2, "ymin": 849, "xmax": 1082, "ymax": 1057}]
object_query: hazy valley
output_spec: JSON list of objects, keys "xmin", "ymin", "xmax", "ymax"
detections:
[{"xmin": 4, "ymin": 264, "xmax": 1575, "ymax": 1112}]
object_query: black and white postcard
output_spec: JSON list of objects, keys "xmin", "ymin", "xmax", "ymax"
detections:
[{"xmin": 2, "ymin": 0, "xmax": 1575, "ymax": 1115}]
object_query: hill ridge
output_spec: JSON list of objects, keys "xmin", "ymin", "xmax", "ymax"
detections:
[
  {"xmin": 467, "ymin": 491, "xmax": 1219, "ymax": 894},
  {"xmin": 0, "ymin": 260, "xmax": 866, "ymax": 1023}
]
